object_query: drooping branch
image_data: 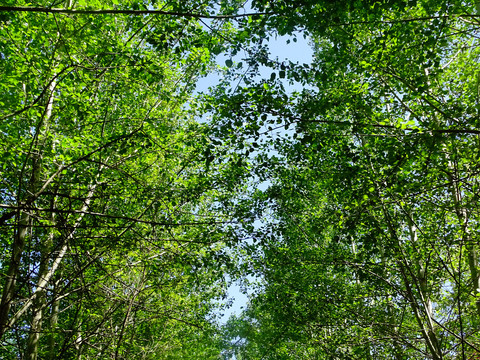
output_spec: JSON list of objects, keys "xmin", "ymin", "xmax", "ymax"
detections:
[
  {"xmin": 1, "ymin": 6, "xmax": 480, "ymax": 26},
  {"xmin": 0, "ymin": 6, "xmax": 271, "ymax": 19}
]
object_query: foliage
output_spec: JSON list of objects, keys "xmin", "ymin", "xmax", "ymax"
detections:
[
  {"xmin": 0, "ymin": 1, "xmax": 245, "ymax": 358},
  {"xmin": 214, "ymin": 1, "xmax": 480, "ymax": 359},
  {"xmin": 2, "ymin": 0, "xmax": 480, "ymax": 359}
]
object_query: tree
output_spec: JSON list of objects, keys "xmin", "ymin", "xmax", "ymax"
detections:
[
  {"xmin": 215, "ymin": 0, "xmax": 480, "ymax": 359},
  {"xmin": 0, "ymin": 1, "xmax": 246, "ymax": 358},
  {"xmin": 4, "ymin": 0, "xmax": 480, "ymax": 359}
]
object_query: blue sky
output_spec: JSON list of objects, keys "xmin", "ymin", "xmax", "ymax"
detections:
[
  {"xmin": 207, "ymin": 33, "xmax": 314, "ymax": 323},
  {"xmin": 195, "ymin": 31, "xmax": 313, "ymax": 94}
]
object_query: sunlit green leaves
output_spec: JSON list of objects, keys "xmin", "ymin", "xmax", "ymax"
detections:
[
  {"xmin": 212, "ymin": 1, "xmax": 480, "ymax": 359},
  {"xmin": 0, "ymin": 1, "xmax": 244, "ymax": 358}
]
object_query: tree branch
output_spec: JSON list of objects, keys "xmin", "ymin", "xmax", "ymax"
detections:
[{"xmin": 0, "ymin": 6, "xmax": 270, "ymax": 19}]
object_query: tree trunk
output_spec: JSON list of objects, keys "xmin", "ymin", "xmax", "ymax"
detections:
[
  {"xmin": 0, "ymin": 150, "xmax": 43, "ymax": 338},
  {"xmin": 408, "ymin": 220, "xmax": 442, "ymax": 360},
  {"xmin": 26, "ymin": 195, "xmax": 57, "ymax": 360},
  {"xmin": 47, "ymin": 281, "xmax": 60, "ymax": 360},
  {"xmin": 445, "ymin": 150, "xmax": 480, "ymax": 318},
  {"xmin": 23, "ymin": 78, "xmax": 57, "ymax": 359}
]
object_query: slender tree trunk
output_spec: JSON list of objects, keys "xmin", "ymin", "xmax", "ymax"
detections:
[
  {"xmin": 0, "ymin": 213, "xmax": 29, "ymax": 337},
  {"xmin": 399, "ymin": 260, "xmax": 443, "ymax": 360},
  {"xmin": 407, "ymin": 220, "xmax": 443, "ymax": 360},
  {"xmin": 0, "ymin": 151, "xmax": 42, "ymax": 338},
  {"xmin": 25, "ymin": 289, "xmax": 45, "ymax": 360},
  {"xmin": 445, "ymin": 150, "xmax": 480, "ymax": 318},
  {"xmin": 26, "ymin": 195, "xmax": 57, "ymax": 360},
  {"xmin": 47, "ymin": 281, "xmax": 60, "ymax": 360},
  {"xmin": 24, "ymin": 77, "xmax": 57, "ymax": 359},
  {"xmin": 364, "ymin": 139, "xmax": 443, "ymax": 359},
  {"xmin": 7, "ymin": 180, "xmax": 100, "ymax": 330}
]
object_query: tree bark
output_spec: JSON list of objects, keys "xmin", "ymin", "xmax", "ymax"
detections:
[
  {"xmin": 26, "ymin": 195, "xmax": 57, "ymax": 360},
  {"xmin": 445, "ymin": 151, "xmax": 480, "ymax": 318},
  {"xmin": 0, "ymin": 153, "xmax": 43, "ymax": 338}
]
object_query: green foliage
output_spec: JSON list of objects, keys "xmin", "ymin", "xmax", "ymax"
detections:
[
  {"xmin": 212, "ymin": 1, "xmax": 480, "ymax": 359},
  {"xmin": 2, "ymin": 0, "xmax": 480, "ymax": 359},
  {"xmin": 0, "ymin": 1, "xmax": 244, "ymax": 358}
]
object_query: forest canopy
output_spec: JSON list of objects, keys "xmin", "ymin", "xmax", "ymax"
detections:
[{"xmin": 1, "ymin": 1, "xmax": 480, "ymax": 359}]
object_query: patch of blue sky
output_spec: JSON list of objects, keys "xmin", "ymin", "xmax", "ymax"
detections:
[{"xmin": 186, "ymin": 2, "xmax": 315, "ymax": 330}]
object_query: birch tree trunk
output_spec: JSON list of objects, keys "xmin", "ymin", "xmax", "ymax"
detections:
[
  {"xmin": 24, "ymin": 78, "xmax": 57, "ymax": 360},
  {"xmin": 0, "ymin": 76, "xmax": 56, "ymax": 339}
]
